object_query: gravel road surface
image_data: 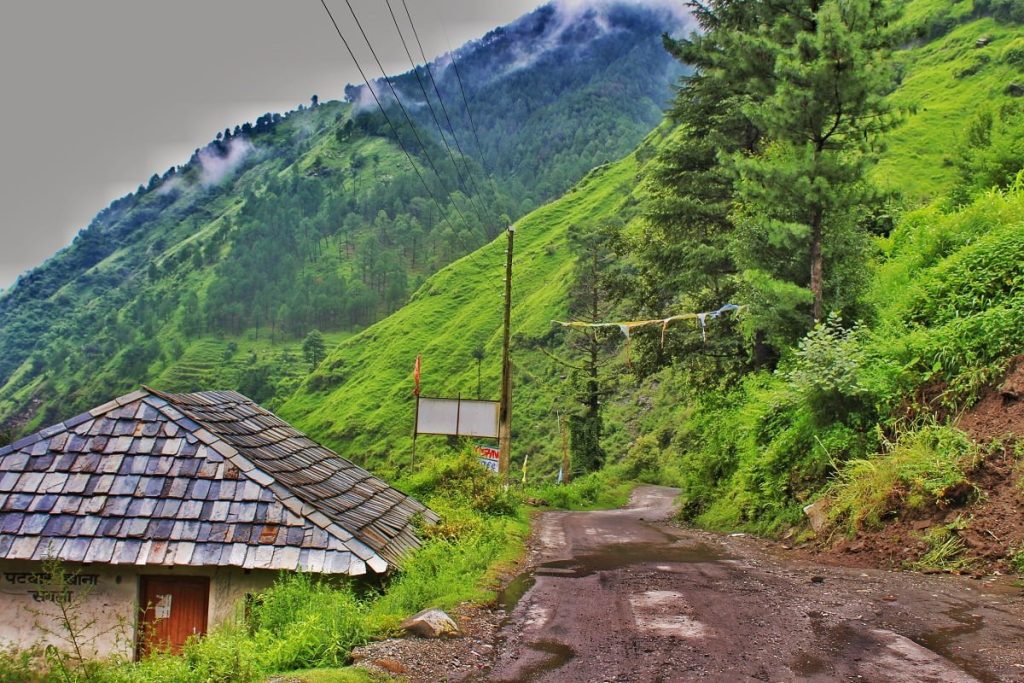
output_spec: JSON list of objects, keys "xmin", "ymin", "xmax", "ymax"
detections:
[{"xmin": 358, "ymin": 485, "xmax": 1024, "ymax": 682}]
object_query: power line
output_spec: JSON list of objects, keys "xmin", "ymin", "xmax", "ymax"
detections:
[
  {"xmin": 318, "ymin": 0, "xmax": 501, "ymax": 296},
  {"xmin": 318, "ymin": 0, "xmax": 464, "ymax": 243},
  {"xmin": 444, "ymin": 35, "xmax": 489, "ymax": 176},
  {"xmin": 441, "ymin": 30, "xmax": 509, "ymax": 231},
  {"xmin": 383, "ymin": 0, "xmax": 491, "ymax": 227},
  {"xmin": 398, "ymin": 0, "xmax": 492, "ymax": 212},
  {"xmin": 340, "ymin": 0, "xmax": 475, "ymax": 231}
]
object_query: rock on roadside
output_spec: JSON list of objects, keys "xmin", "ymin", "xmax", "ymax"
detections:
[{"xmin": 401, "ymin": 608, "xmax": 462, "ymax": 638}]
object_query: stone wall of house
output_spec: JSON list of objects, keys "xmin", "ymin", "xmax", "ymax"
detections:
[{"xmin": 0, "ymin": 560, "xmax": 276, "ymax": 660}]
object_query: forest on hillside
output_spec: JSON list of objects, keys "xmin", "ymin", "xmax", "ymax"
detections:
[
  {"xmin": 280, "ymin": 0, "xmax": 1024, "ymax": 573},
  {"xmin": 0, "ymin": 1, "xmax": 683, "ymax": 437}
]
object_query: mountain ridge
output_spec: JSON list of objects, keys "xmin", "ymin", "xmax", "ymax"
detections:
[{"xmin": 0, "ymin": 1, "xmax": 685, "ymax": 438}]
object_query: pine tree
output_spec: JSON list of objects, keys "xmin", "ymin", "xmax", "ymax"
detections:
[
  {"xmin": 631, "ymin": 1, "xmax": 766, "ymax": 377},
  {"xmin": 302, "ymin": 329, "xmax": 327, "ymax": 370},
  {"xmin": 729, "ymin": 0, "xmax": 899, "ymax": 343},
  {"xmin": 562, "ymin": 220, "xmax": 625, "ymax": 474}
]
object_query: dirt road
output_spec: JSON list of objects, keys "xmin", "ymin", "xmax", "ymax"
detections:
[{"xmin": 481, "ymin": 486, "xmax": 1024, "ymax": 683}]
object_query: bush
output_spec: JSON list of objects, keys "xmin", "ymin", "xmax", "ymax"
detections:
[
  {"xmin": 975, "ymin": 0, "xmax": 1024, "ymax": 22},
  {"xmin": 531, "ymin": 468, "xmax": 632, "ymax": 510},
  {"xmin": 786, "ymin": 316, "xmax": 873, "ymax": 422},
  {"xmin": 1003, "ymin": 38, "xmax": 1024, "ymax": 66},
  {"xmin": 0, "ymin": 645, "xmax": 47, "ymax": 683},
  {"xmin": 404, "ymin": 450, "xmax": 519, "ymax": 517},
  {"xmin": 826, "ymin": 425, "xmax": 980, "ymax": 535},
  {"xmin": 249, "ymin": 574, "xmax": 370, "ymax": 671},
  {"xmin": 1011, "ymin": 547, "xmax": 1024, "ymax": 574}
]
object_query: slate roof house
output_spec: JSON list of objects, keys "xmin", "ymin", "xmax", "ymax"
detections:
[{"xmin": 0, "ymin": 387, "xmax": 435, "ymax": 658}]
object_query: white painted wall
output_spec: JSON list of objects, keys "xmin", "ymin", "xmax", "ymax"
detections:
[{"xmin": 0, "ymin": 560, "xmax": 277, "ymax": 660}]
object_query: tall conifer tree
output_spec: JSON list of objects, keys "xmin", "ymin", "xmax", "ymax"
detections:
[{"xmin": 729, "ymin": 0, "xmax": 898, "ymax": 342}]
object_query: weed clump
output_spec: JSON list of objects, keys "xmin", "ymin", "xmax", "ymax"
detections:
[{"xmin": 826, "ymin": 426, "xmax": 980, "ymax": 535}]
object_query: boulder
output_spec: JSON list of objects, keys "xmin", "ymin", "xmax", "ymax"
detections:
[
  {"xmin": 400, "ymin": 608, "xmax": 461, "ymax": 638},
  {"xmin": 1006, "ymin": 82, "xmax": 1024, "ymax": 97},
  {"xmin": 803, "ymin": 499, "xmax": 829, "ymax": 535}
]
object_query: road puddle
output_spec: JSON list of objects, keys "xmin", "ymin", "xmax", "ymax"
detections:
[
  {"xmin": 913, "ymin": 604, "xmax": 997, "ymax": 683},
  {"xmin": 497, "ymin": 570, "xmax": 536, "ymax": 614},
  {"xmin": 516, "ymin": 640, "xmax": 576, "ymax": 679},
  {"xmin": 496, "ymin": 541, "xmax": 727, "ymax": 616}
]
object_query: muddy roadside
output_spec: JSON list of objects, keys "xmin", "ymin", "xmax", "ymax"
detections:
[{"xmin": 355, "ymin": 487, "xmax": 1024, "ymax": 682}]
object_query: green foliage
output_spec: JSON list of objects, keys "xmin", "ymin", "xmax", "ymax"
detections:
[
  {"xmin": 909, "ymin": 516, "xmax": 977, "ymax": 572},
  {"xmin": 248, "ymin": 576, "xmax": 370, "ymax": 671},
  {"xmin": 302, "ymin": 330, "xmax": 328, "ymax": 371},
  {"xmin": 1002, "ymin": 37, "xmax": 1024, "ymax": 65},
  {"xmin": 0, "ymin": 645, "xmax": 47, "ymax": 683},
  {"xmin": 975, "ymin": 0, "xmax": 1024, "ymax": 22},
  {"xmin": 404, "ymin": 450, "xmax": 519, "ymax": 518},
  {"xmin": 786, "ymin": 316, "xmax": 873, "ymax": 422},
  {"xmin": 952, "ymin": 106, "xmax": 1024, "ymax": 203},
  {"xmin": 729, "ymin": 0, "xmax": 898, "ymax": 335},
  {"xmin": 876, "ymin": 16, "xmax": 1024, "ymax": 199},
  {"xmin": 1011, "ymin": 546, "xmax": 1024, "ymax": 574},
  {"xmin": 272, "ymin": 670, "xmax": 384, "ymax": 683},
  {"xmin": 530, "ymin": 467, "xmax": 632, "ymax": 511},
  {"xmin": 827, "ymin": 426, "xmax": 979, "ymax": 534}
]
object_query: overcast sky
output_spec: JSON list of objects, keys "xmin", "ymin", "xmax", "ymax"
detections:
[{"xmin": 0, "ymin": 0, "xmax": 543, "ymax": 290}]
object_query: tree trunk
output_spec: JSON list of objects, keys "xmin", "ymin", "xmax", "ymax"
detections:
[{"xmin": 810, "ymin": 211, "xmax": 824, "ymax": 324}]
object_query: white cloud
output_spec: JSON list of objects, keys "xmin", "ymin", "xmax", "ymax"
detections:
[{"xmin": 198, "ymin": 137, "xmax": 253, "ymax": 187}]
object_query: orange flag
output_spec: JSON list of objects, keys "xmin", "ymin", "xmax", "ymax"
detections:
[{"xmin": 413, "ymin": 355, "xmax": 422, "ymax": 396}]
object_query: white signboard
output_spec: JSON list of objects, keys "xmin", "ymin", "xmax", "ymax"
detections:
[{"xmin": 416, "ymin": 397, "xmax": 500, "ymax": 438}]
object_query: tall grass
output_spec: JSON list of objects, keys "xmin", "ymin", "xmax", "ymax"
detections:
[
  {"xmin": 825, "ymin": 425, "xmax": 980, "ymax": 535},
  {"xmin": 9, "ymin": 457, "xmax": 528, "ymax": 683}
]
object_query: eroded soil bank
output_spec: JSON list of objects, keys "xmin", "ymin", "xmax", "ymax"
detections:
[{"xmin": 357, "ymin": 486, "xmax": 1023, "ymax": 682}]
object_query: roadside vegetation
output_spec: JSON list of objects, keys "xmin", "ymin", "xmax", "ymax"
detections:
[
  {"xmin": 0, "ymin": 454, "xmax": 527, "ymax": 683},
  {"xmin": 279, "ymin": 0, "xmax": 1024, "ymax": 576}
]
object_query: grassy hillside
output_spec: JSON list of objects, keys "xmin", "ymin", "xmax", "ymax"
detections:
[
  {"xmin": 0, "ymin": 3, "xmax": 686, "ymax": 439},
  {"xmin": 876, "ymin": 12, "xmax": 1024, "ymax": 199},
  {"xmin": 281, "ymin": 149, "xmax": 644, "ymax": 477},
  {"xmin": 280, "ymin": 0, "xmax": 1024, "ymax": 527}
]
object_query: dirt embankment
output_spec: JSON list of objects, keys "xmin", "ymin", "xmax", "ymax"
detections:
[{"xmin": 812, "ymin": 356, "xmax": 1024, "ymax": 575}]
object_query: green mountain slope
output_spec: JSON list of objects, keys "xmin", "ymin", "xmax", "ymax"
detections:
[
  {"xmin": 279, "ymin": 0, "xmax": 1024, "ymax": 483},
  {"xmin": 876, "ymin": 13, "xmax": 1024, "ymax": 199},
  {"xmin": 0, "ymin": 2, "xmax": 685, "ymax": 437},
  {"xmin": 281, "ymin": 150, "xmax": 644, "ymax": 474}
]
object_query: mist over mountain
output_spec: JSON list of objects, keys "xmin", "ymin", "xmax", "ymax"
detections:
[
  {"xmin": 0, "ymin": 0, "xmax": 685, "ymax": 435},
  {"xmin": 350, "ymin": 0, "xmax": 689, "ymax": 210}
]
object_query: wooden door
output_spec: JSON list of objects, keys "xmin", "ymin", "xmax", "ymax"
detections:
[{"xmin": 137, "ymin": 576, "xmax": 210, "ymax": 657}]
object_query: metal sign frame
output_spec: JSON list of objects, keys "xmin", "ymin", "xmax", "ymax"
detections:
[{"xmin": 414, "ymin": 395, "xmax": 500, "ymax": 439}]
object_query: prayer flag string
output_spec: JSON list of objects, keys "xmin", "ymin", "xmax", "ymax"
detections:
[{"xmin": 553, "ymin": 304, "xmax": 746, "ymax": 365}]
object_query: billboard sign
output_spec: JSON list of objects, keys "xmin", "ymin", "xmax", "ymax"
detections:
[{"xmin": 415, "ymin": 397, "xmax": 500, "ymax": 438}]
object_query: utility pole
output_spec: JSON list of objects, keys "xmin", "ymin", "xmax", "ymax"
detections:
[
  {"xmin": 498, "ymin": 225, "xmax": 515, "ymax": 476},
  {"xmin": 558, "ymin": 410, "xmax": 571, "ymax": 485}
]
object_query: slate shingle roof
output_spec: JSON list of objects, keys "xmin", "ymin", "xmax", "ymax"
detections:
[{"xmin": 0, "ymin": 387, "xmax": 436, "ymax": 574}]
